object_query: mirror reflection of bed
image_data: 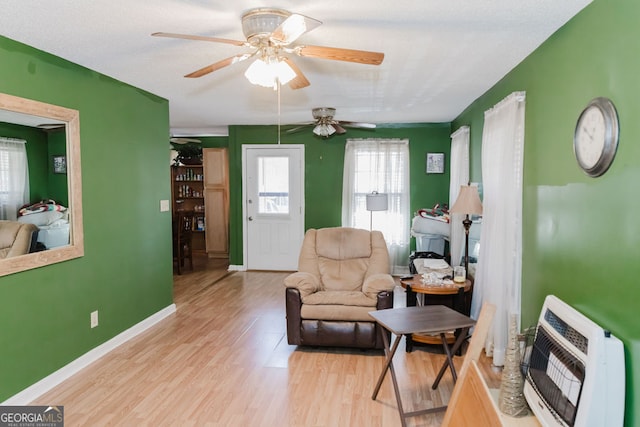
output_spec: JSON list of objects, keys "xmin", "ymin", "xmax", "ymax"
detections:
[{"xmin": 0, "ymin": 92, "xmax": 83, "ymax": 277}]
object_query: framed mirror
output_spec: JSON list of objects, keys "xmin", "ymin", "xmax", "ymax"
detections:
[{"xmin": 0, "ymin": 93, "xmax": 83, "ymax": 277}]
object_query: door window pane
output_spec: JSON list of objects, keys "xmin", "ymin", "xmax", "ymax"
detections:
[{"xmin": 258, "ymin": 156, "xmax": 289, "ymax": 214}]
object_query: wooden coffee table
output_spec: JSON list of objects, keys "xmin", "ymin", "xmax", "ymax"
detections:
[
  {"xmin": 370, "ymin": 305, "xmax": 476, "ymax": 427},
  {"xmin": 400, "ymin": 275, "xmax": 472, "ymax": 350}
]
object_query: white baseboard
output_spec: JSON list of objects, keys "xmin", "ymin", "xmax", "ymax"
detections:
[
  {"xmin": 228, "ymin": 264, "xmax": 245, "ymax": 271},
  {"xmin": 2, "ymin": 303, "xmax": 177, "ymax": 405}
]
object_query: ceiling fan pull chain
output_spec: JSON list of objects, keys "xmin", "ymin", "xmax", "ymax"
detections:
[{"xmin": 277, "ymin": 80, "xmax": 281, "ymax": 145}]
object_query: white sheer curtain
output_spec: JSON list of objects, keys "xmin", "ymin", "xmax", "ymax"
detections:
[
  {"xmin": 342, "ymin": 139, "xmax": 410, "ymax": 275},
  {"xmin": 0, "ymin": 137, "xmax": 29, "ymax": 221},
  {"xmin": 471, "ymin": 92, "xmax": 526, "ymax": 367},
  {"xmin": 449, "ymin": 126, "xmax": 470, "ymax": 267}
]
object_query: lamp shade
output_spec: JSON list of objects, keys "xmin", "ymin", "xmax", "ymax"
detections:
[
  {"xmin": 450, "ymin": 185, "xmax": 483, "ymax": 215},
  {"xmin": 366, "ymin": 192, "xmax": 388, "ymax": 212}
]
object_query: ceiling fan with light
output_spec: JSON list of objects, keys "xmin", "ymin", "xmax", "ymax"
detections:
[
  {"xmin": 287, "ymin": 107, "xmax": 376, "ymax": 138},
  {"xmin": 152, "ymin": 8, "xmax": 384, "ymax": 89}
]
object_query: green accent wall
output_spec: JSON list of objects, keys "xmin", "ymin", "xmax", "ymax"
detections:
[
  {"xmin": 453, "ymin": 0, "xmax": 639, "ymax": 424},
  {"xmin": 0, "ymin": 36, "xmax": 173, "ymax": 400},
  {"xmin": 46, "ymin": 129, "xmax": 68, "ymax": 206},
  {"xmin": 226, "ymin": 123, "xmax": 451, "ymax": 265}
]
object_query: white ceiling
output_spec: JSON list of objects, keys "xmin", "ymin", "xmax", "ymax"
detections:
[{"xmin": 0, "ymin": 0, "xmax": 591, "ymax": 136}]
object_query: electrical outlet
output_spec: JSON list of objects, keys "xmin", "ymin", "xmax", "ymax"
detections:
[
  {"xmin": 90, "ymin": 310, "xmax": 99, "ymax": 328},
  {"xmin": 160, "ymin": 199, "xmax": 170, "ymax": 212}
]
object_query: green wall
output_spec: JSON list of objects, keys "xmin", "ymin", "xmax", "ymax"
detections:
[
  {"xmin": 0, "ymin": 36, "xmax": 173, "ymax": 400},
  {"xmin": 226, "ymin": 123, "xmax": 451, "ymax": 265},
  {"xmin": 453, "ymin": 0, "xmax": 640, "ymax": 424}
]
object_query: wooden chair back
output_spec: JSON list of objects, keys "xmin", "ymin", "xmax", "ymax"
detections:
[{"xmin": 173, "ymin": 210, "xmax": 194, "ymax": 274}]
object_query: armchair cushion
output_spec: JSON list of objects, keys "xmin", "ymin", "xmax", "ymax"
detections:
[
  {"xmin": 318, "ymin": 258, "xmax": 368, "ymax": 291},
  {"xmin": 303, "ymin": 290, "xmax": 375, "ymax": 307}
]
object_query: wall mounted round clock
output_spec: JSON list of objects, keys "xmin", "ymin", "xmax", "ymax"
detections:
[{"xmin": 573, "ymin": 97, "xmax": 619, "ymax": 177}]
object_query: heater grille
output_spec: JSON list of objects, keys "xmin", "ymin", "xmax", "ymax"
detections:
[
  {"xmin": 524, "ymin": 296, "xmax": 625, "ymax": 427},
  {"xmin": 527, "ymin": 326, "xmax": 586, "ymax": 426},
  {"xmin": 544, "ymin": 308, "xmax": 589, "ymax": 354}
]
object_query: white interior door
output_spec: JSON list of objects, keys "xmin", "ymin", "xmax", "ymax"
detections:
[{"xmin": 243, "ymin": 145, "xmax": 304, "ymax": 270}]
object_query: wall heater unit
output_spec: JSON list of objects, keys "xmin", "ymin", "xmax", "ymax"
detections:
[{"xmin": 523, "ymin": 295, "xmax": 625, "ymax": 427}]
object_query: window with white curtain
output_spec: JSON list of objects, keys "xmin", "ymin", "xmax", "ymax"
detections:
[
  {"xmin": 342, "ymin": 138, "xmax": 410, "ymax": 274},
  {"xmin": 0, "ymin": 137, "xmax": 30, "ymax": 221}
]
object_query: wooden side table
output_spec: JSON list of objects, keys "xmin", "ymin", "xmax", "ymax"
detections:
[{"xmin": 400, "ymin": 275, "xmax": 472, "ymax": 351}]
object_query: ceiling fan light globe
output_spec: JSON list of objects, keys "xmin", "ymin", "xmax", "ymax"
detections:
[
  {"xmin": 313, "ymin": 123, "xmax": 336, "ymax": 137},
  {"xmin": 275, "ymin": 59, "xmax": 296, "ymax": 84},
  {"xmin": 244, "ymin": 58, "xmax": 271, "ymax": 87},
  {"xmin": 244, "ymin": 58, "xmax": 295, "ymax": 88}
]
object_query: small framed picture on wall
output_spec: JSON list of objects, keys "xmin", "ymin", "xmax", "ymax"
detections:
[
  {"xmin": 53, "ymin": 155, "xmax": 67, "ymax": 174},
  {"xmin": 426, "ymin": 152, "xmax": 445, "ymax": 174}
]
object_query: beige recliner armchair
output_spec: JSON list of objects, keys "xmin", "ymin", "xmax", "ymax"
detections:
[
  {"xmin": 0, "ymin": 220, "xmax": 38, "ymax": 259},
  {"xmin": 284, "ymin": 227, "xmax": 396, "ymax": 349}
]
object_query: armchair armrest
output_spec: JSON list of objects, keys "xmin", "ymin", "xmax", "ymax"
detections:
[
  {"xmin": 362, "ymin": 273, "xmax": 396, "ymax": 300},
  {"xmin": 284, "ymin": 271, "xmax": 321, "ymax": 298}
]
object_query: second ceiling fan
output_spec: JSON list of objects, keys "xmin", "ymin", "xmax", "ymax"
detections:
[
  {"xmin": 152, "ymin": 8, "xmax": 384, "ymax": 89},
  {"xmin": 287, "ymin": 107, "xmax": 376, "ymax": 138}
]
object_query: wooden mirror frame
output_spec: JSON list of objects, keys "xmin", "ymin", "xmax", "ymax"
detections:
[{"xmin": 0, "ymin": 93, "xmax": 84, "ymax": 277}]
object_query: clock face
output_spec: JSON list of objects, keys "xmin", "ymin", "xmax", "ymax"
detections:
[
  {"xmin": 575, "ymin": 106, "xmax": 606, "ymax": 169},
  {"xmin": 573, "ymin": 97, "xmax": 619, "ymax": 177}
]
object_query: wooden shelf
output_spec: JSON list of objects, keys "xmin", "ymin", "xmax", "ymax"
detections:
[
  {"xmin": 412, "ymin": 332, "xmax": 456, "ymax": 345},
  {"xmin": 170, "ymin": 150, "xmax": 229, "ymax": 258},
  {"xmin": 171, "ymin": 165, "xmax": 206, "ymax": 252}
]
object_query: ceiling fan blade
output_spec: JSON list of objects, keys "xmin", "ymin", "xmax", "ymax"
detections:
[
  {"xmin": 333, "ymin": 123, "xmax": 347, "ymax": 135},
  {"xmin": 170, "ymin": 137, "xmax": 201, "ymax": 144},
  {"xmin": 340, "ymin": 121, "xmax": 377, "ymax": 129},
  {"xmin": 38, "ymin": 123, "xmax": 65, "ymax": 130},
  {"xmin": 285, "ymin": 124, "xmax": 313, "ymax": 134},
  {"xmin": 152, "ymin": 32, "xmax": 247, "ymax": 47},
  {"xmin": 296, "ymin": 45, "xmax": 384, "ymax": 65},
  {"xmin": 270, "ymin": 13, "xmax": 322, "ymax": 45},
  {"xmin": 185, "ymin": 53, "xmax": 254, "ymax": 78},
  {"xmin": 282, "ymin": 57, "xmax": 310, "ymax": 90}
]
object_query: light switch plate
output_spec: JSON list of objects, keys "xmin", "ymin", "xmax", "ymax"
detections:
[{"xmin": 160, "ymin": 199, "xmax": 170, "ymax": 212}]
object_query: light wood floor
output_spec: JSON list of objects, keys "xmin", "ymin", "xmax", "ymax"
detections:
[{"xmin": 33, "ymin": 256, "xmax": 501, "ymax": 426}]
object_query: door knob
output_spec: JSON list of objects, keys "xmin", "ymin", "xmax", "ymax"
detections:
[{"xmin": 248, "ymin": 216, "xmax": 253, "ymax": 221}]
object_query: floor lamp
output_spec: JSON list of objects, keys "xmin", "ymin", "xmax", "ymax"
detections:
[
  {"xmin": 366, "ymin": 192, "xmax": 388, "ymax": 230},
  {"xmin": 450, "ymin": 184, "xmax": 483, "ymax": 278}
]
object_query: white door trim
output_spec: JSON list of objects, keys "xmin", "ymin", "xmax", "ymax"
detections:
[{"xmin": 241, "ymin": 144, "xmax": 305, "ymax": 270}]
